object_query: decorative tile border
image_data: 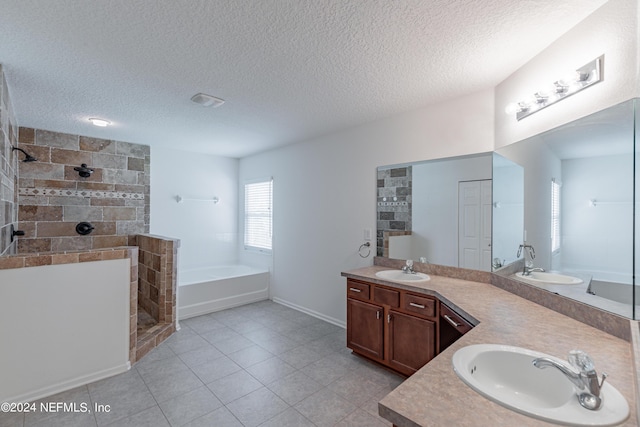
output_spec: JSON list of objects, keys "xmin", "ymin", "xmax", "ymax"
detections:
[{"xmin": 19, "ymin": 187, "xmax": 144, "ymax": 200}]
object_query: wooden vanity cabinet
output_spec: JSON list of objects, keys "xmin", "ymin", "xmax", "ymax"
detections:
[
  {"xmin": 346, "ymin": 278, "xmax": 438, "ymax": 376},
  {"xmin": 388, "ymin": 310, "xmax": 435, "ymax": 375},
  {"xmin": 347, "ymin": 298, "xmax": 384, "ymax": 361}
]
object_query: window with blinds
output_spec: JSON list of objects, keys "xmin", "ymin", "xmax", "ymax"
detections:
[
  {"xmin": 551, "ymin": 179, "xmax": 560, "ymax": 253},
  {"xmin": 244, "ymin": 179, "xmax": 273, "ymax": 252}
]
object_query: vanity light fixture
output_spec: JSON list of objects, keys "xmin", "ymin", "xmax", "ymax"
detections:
[
  {"xmin": 505, "ymin": 55, "xmax": 603, "ymax": 121},
  {"xmin": 89, "ymin": 118, "xmax": 111, "ymax": 127}
]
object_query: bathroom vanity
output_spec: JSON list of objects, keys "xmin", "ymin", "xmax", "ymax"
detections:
[
  {"xmin": 346, "ymin": 278, "xmax": 472, "ymax": 376},
  {"xmin": 342, "ymin": 265, "xmax": 637, "ymax": 426}
]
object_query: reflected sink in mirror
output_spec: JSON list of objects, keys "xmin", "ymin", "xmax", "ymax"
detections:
[
  {"xmin": 375, "ymin": 270, "xmax": 430, "ymax": 282},
  {"xmin": 515, "ymin": 271, "xmax": 583, "ymax": 285},
  {"xmin": 452, "ymin": 344, "xmax": 629, "ymax": 426}
]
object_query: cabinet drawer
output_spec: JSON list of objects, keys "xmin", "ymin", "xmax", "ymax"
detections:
[
  {"xmin": 440, "ymin": 303, "xmax": 473, "ymax": 335},
  {"xmin": 402, "ymin": 293, "xmax": 436, "ymax": 318},
  {"xmin": 347, "ymin": 280, "xmax": 370, "ymax": 300},
  {"xmin": 373, "ymin": 286, "xmax": 400, "ymax": 307}
]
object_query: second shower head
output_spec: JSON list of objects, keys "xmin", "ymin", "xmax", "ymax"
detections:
[{"xmin": 12, "ymin": 146, "xmax": 37, "ymax": 162}]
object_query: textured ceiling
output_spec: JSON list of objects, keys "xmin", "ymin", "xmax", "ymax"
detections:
[{"xmin": 0, "ymin": 0, "xmax": 607, "ymax": 158}]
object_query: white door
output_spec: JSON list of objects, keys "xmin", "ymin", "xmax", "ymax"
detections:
[{"xmin": 458, "ymin": 180, "xmax": 492, "ymax": 271}]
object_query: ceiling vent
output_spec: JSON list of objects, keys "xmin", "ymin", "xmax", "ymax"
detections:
[{"xmin": 190, "ymin": 93, "xmax": 225, "ymax": 108}]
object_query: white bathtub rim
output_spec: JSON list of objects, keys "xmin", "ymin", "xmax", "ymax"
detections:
[{"xmin": 179, "ymin": 264, "xmax": 269, "ymax": 286}]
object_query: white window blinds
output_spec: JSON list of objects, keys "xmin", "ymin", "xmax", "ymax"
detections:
[
  {"xmin": 244, "ymin": 179, "xmax": 273, "ymax": 252},
  {"xmin": 551, "ymin": 179, "xmax": 560, "ymax": 253}
]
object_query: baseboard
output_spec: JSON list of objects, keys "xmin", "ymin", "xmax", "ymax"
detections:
[
  {"xmin": 272, "ymin": 297, "xmax": 346, "ymax": 329},
  {"xmin": 3, "ymin": 362, "xmax": 130, "ymax": 403},
  {"xmin": 178, "ymin": 290, "xmax": 269, "ymax": 320}
]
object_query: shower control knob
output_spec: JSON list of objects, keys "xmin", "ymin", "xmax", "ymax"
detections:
[
  {"xmin": 74, "ymin": 163, "xmax": 94, "ymax": 178},
  {"xmin": 76, "ymin": 222, "xmax": 95, "ymax": 235}
]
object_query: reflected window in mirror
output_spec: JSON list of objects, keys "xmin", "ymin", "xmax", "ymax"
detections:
[
  {"xmin": 551, "ymin": 179, "xmax": 560, "ymax": 254},
  {"xmin": 494, "ymin": 98, "xmax": 637, "ymax": 319}
]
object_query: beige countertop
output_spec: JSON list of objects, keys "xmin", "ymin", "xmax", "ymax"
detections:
[{"xmin": 342, "ymin": 266, "xmax": 637, "ymax": 427}]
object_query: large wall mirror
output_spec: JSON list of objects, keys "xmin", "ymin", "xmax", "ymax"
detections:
[
  {"xmin": 376, "ymin": 153, "xmax": 493, "ymax": 271},
  {"xmin": 376, "ymin": 99, "xmax": 639, "ymax": 319},
  {"xmin": 494, "ymin": 98, "xmax": 638, "ymax": 319}
]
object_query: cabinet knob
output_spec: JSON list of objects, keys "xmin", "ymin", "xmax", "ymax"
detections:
[
  {"xmin": 349, "ymin": 287, "xmax": 362, "ymax": 293},
  {"xmin": 376, "ymin": 310, "xmax": 381, "ymax": 320},
  {"xmin": 409, "ymin": 302, "xmax": 425, "ymax": 309},
  {"xmin": 387, "ymin": 314, "xmax": 392, "ymax": 323}
]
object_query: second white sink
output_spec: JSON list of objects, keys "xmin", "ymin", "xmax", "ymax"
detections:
[
  {"xmin": 515, "ymin": 271, "xmax": 583, "ymax": 285},
  {"xmin": 452, "ymin": 344, "xmax": 629, "ymax": 426},
  {"xmin": 375, "ymin": 270, "xmax": 430, "ymax": 282}
]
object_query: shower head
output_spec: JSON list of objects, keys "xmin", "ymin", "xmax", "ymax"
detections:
[{"xmin": 12, "ymin": 146, "xmax": 37, "ymax": 162}]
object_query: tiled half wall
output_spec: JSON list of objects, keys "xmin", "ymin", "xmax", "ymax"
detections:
[
  {"xmin": 16, "ymin": 128, "xmax": 150, "ymax": 253},
  {"xmin": 134, "ymin": 234, "xmax": 179, "ymax": 361},
  {"xmin": 0, "ymin": 65, "xmax": 19, "ymax": 256},
  {"xmin": 0, "ymin": 239, "xmax": 179, "ymax": 363},
  {"xmin": 0, "ymin": 247, "xmax": 141, "ymax": 362}
]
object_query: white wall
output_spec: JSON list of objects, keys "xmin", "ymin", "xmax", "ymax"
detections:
[
  {"xmin": 495, "ymin": 0, "xmax": 639, "ymax": 149},
  {"xmin": 491, "ymin": 156, "xmax": 524, "ymax": 267},
  {"xmin": 0, "ymin": 260, "xmax": 130, "ymax": 402},
  {"xmin": 411, "ymin": 155, "xmax": 492, "ymax": 266},
  {"xmin": 494, "ymin": 137, "xmax": 561, "ymax": 270},
  {"xmin": 151, "ymin": 146, "xmax": 239, "ymax": 271},
  {"xmin": 561, "ymin": 155, "xmax": 633, "ymax": 281},
  {"xmin": 238, "ymin": 89, "xmax": 494, "ymax": 325}
]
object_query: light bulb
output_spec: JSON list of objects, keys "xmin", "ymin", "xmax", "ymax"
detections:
[
  {"xmin": 536, "ymin": 84, "xmax": 556, "ymax": 98},
  {"xmin": 559, "ymin": 71, "xmax": 579, "ymax": 86},
  {"xmin": 89, "ymin": 118, "xmax": 111, "ymax": 127},
  {"xmin": 504, "ymin": 102, "xmax": 520, "ymax": 115}
]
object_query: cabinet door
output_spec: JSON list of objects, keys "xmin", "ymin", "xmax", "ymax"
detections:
[
  {"xmin": 347, "ymin": 298, "xmax": 384, "ymax": 361},
  {"xmin": 388, "ymin": 310, "xmax": 435, "ymax": 376}
]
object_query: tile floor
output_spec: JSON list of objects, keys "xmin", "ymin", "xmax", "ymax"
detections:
[{"xmin": 1, "ymin": 300, "xmax": 403, "ymax": 427}]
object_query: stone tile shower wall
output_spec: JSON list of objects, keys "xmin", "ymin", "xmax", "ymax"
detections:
[
  {"xmin": 16, "ymin": 128, "xmax": 150, "ymax": 253},
  {"xmin": 0, "ymin": 65, "xmax": 19, "ymax": 256},
  {"xmin": 136, "ymin": 234, "xmax": 178, "ymax": 325},
  {"xmin": 134, "ymin": 234, "xmax": 178, "ymax": 361},
  {"xmin": 376, "ymin": 166, "xmax": 412, "ymax": 257}
]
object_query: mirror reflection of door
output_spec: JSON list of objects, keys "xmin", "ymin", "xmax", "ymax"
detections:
[{"xmin": 458, "ymin": 180, "xmax": 492, "ymax": 271}]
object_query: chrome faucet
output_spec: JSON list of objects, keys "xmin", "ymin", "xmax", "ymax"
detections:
[
  {"xmin": 533, "ymin": 350, "xmax": 607, "ymax": 410},
  {"xmin": 517, "ymin": 244, "xmax": 542, "ymax": 276},
  {"xmin": 522, "ymin": 263, "xmax": 545, "ymax": 276},
  {"xmin": 402, "ymin": 259, "xmax": 415, "ymax": 274}
]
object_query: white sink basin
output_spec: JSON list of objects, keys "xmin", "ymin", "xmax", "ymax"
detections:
[
  {"xmin": 375, "ymin": 270, "xmax": 430, "ymax": 282},
  {"xmin": 515, "ymin": 271, "xmax": 583, "ymax": 285},
  {"xmin": 452, "ymin": 344, "xmax": 629, "ymax": 426}
]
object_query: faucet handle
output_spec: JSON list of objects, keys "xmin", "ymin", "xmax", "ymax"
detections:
[
  {"xmin": 568, "ymin": 350, "xmax": 595, "ymax": 373},
  {"xmin": 599, "ymin": 372, "xmax": 608, "ymax": 389}
]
